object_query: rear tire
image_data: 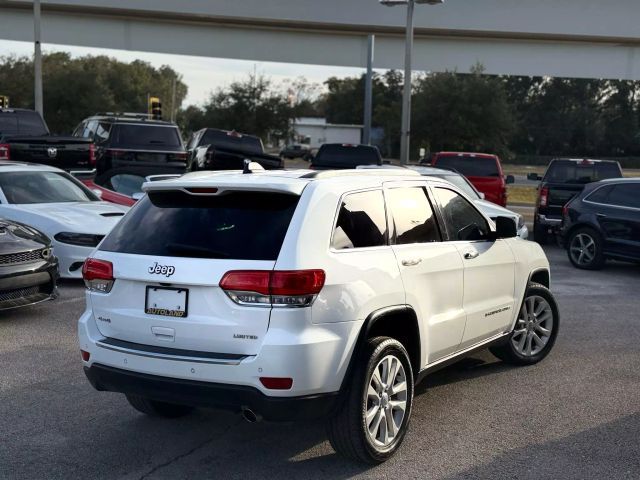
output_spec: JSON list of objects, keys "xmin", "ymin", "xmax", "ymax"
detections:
[
  {"xmin": 125, "ymin": 394, "xmax": 194, "ymax": 418},
  {"xmin": 326, "ymin": 337, "xmax": 414, "ymax": 464},
  {"xmin": 533, "ymin": 221, "xmax": 549, "ymax": 245},
  {"xmin": 567, "ymin": 227, "xmax": 605, "ymax": 270},
  {"xmin": 490, "ymin": 283, "xmax": 559, "ymax": 366}
]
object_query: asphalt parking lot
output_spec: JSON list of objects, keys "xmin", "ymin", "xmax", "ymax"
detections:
[{"xmin": 1, "ymin": 245, "xmax": 638, "ymax": 480}]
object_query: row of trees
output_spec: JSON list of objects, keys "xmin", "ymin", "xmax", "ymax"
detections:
[{"xmin": 3, "ymin": 53, "xmax": 640, "ymax": 162}]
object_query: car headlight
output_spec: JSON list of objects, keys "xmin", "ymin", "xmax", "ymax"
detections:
[
  {"xmin": 54, "ymin": 232, "xmax": 104, "ymax": 247},
  {"xmin": 517, "ymin": 215, "xmax": 525, "ymax": 230}
]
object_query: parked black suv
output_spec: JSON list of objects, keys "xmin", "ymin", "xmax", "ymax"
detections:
[
  {"xmin": 560, "ymin": 178, "xmax": 640, "ymax": 269},
  {"xmin": 310, "ymin": 143, "xmax": 382, "ymax": 170},
  {"xmin": 73, "ymin": 113, "xmax": 187, "ymax": 175},
  {"xmin": 529, "ymin": 158, "xmax": 623, "ymax": 244}
]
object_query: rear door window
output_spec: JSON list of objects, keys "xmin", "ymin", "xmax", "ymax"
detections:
[
  {"xmin": 100, "ymin": 191, "xmax": 299, "ymax": 260},
  {"xmin": 606, "ymin": 184, "xmax": 640, "ymax": 209},
  {"xmin": 433, "ymin": 187, "xmax": 490, "ymax": 241},
  {"xmin": 332, "ymin": 190, "xmax": 387, "ymax": 249},
  {"xmin": 387, "ymin": 187, "xmax": 441, "ymax": 244},
  {"xmin": 434, "ymin": 156, "xmax": 499, "ymax": 177}
]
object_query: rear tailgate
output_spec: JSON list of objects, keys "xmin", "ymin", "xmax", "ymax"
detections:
[
  {"xmin": 7, "ymin": 135, "xmax": 93, "ymax": 168},
  {"xmin": 545, "ymin": 183, "xmax": 584, "ymax": 217},
  {"xmin": 89, "ymin": 188, "xmax": 301, "ymax": 355}
]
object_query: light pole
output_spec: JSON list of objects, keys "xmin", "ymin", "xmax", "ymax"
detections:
[
  {"xmin": 380, "ymin": 0, "xmax": 443, "ymax": 164},
  {"xmin": 34, "ymin": 0, "xmax": 43, "ymax": 116}
]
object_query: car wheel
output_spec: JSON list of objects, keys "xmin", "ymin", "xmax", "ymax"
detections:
[
  {"xmin": 490, "ymin": 283, "xmax": 559, "ymax": 366},
  {"xmin": 533, "ymin": 221, "xmax": 548, "ymax": 245},
  {"xmin": 125, "ymin": 394, "xmax": 194, "ymax": 418},
  {"xmin": 326, "ymin": 336, "xmax": 414, "ymax": 464},
  {"xmin": 567, "ymin": 227, "xmax": 605, "ymax": 270}
]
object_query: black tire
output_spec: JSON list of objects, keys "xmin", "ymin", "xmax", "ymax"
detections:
[
  {"xmin": 125, "ymin": 394, "xmax": 194, "ymax": 418},
  {"xmin": 490, "ymin": 283, "xmax": 559, "ymax": 366},
  {"xmin": 326, "ymin": 337, "xmax": 414, "ymax": 464},
  {"xmin": 566, "ymin": 227, "xmax": 606, "ymax": 270},
  {"xmin": 533, "ymin": 221, "xmax": 549, "ymax": 245}
]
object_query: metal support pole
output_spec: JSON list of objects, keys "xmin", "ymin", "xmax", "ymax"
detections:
[
  {"xmin": 170, "ymin": 77, "xmax": 177, "ymax": 122},
  {"xmin": 33, "ymin": 0, "xmax": 43, "ymax": 116},
  {"xmin": 363, "ymin": 34, "xmax": 375, "ymax": 145},
  {"xmin": 399, "ymin": 0, "xmax": 414, "ymax": 165}
]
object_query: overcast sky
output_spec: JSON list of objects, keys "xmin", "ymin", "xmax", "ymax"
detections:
[{"xmin": 0, "ymin": 40, "xmax": 366, "ymax": 107}]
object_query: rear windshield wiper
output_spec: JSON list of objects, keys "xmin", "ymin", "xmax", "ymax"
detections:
[{"xmin": 166, "ymin": 243, "xmax": 230, "ymax": 259}]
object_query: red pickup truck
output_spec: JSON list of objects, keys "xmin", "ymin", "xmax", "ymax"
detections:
[{"xmin": 428, "ymin": 152, "xmax": 513, "ymax": 207}]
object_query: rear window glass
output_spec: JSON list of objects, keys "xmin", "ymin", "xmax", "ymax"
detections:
[
  {"xmin": 544, "ymin": 161, "xmax": 622, "ymax": 184},
  {"xmin": 332, "ymin": 190, "xmax": 387, "ymax": 249},
  {"xmin": 200, "ymin": 130, "xmax": 263, "ymax": 154},
  {"xmin": 100, "ymin": 191, "xmax": 299, "ymax": 261},
  {"xmin": 434, "ymin": 155, "xmax": 499, "ymax": 177},
  {"xmin": 0, "ymin": 111, "xmax": 48, "ymax": 136},
  {"xmin": 314, "ymin": 145, "xmax": 381, "ymax": 167},
  {"xmin": 111, "ymin": 124, "xmax": 182, "ymax": 148}
]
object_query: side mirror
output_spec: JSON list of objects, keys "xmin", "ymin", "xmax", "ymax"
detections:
[
  {"xmin": 493, "ymin": 216, "xmax": 517, "ymax": 239},
  {"xmin": 527, "ymin": 173, "xmax": 541, "ymax": 181},
  {"xmin": 506, "ymin": 175, "xmax": 515, "ymax": 184},
  {"xmin": 132, "ymin": 192, "xmax": 145, "ymax": 201},
  {"xmin": 91, "ymin": 188, "xmax": 103, "ymax": 199}
]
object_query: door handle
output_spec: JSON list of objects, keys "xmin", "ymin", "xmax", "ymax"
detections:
[
  {"xmin": 596, "ymin": 213, "xmax": 607, "ymax": 219},
  {"xmin": 401, "ymin": 258, "xmax": 422, "ymax": 267},
  {"xmin": 463, "ymin": 250, "xmax": 479, "ymax": 260}
]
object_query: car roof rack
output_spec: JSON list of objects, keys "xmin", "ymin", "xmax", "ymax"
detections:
[
  {"xmin": 94, "ymin": 112, "xmax": 156, "ymax": 120},
  {"xmin": 301, "ymin": 169, "xmax": 420, "ymax": 179}
]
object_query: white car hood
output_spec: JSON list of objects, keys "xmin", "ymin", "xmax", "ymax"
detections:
[
  {"xmin": 0, "ymin": 202, "xmax": 129, "ymax": 235},
  {"xmin": 474, "ymin": 199, "xmax": 518, "ymax": 221}
]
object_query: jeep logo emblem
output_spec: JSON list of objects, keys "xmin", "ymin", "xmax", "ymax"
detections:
[
  {"xmin": 148, "ymin": 262, "xmax": 175, "ymax": 277},
  {"xmin": 47, "ymin": 147, "xmax": 57, "ymax": 158}
]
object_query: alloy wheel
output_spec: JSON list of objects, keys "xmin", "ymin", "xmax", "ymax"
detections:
[
  {"xmin": 511, "ymin": 295, "xmax": 554, "ymax": 357},
  {"xmin": 365, "ymin": 354, "xmax": 408, "ymax": 448},
  {"xmin": 569, "ymin": 233, "xmax": 596, "ymax": 266}
]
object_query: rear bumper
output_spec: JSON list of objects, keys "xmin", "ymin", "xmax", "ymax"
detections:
[
  {"xmin": 84, "ymin": 363, "xmax": 340, "ymax": 421},
  {"xmin": 536, "ymin": 214, "xmax": 562, "ymax": 227}
]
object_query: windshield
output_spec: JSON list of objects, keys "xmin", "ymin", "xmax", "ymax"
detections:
[
  {"xmin": 543, "ymin": 160, "xmax": 622, "ymax": 184},
  {"xmin": 111, "ymin": 124, "xmax": 182, "ymax": 148},
  {"xmin": 434, "ymin": 155, "xmax": 500, "ymax": 177},
  {"xmin": 200, "ymin": 130, "xmax": 263, "ymax": 154},
  {"xmin": 314, "ymin": 145, "xmax": 381, "ymax": 167},
  {"xmin": 0, "ymin": 171, "xmax": 97, "ymax": 204},
  {"xmin": 100, "ymin": 191, "xmax": 299, "ymax": 261}
]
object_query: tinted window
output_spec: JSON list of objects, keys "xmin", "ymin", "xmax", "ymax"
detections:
[
  {"xmin": 586, "ymin": 185, "xmax": 614, "ymax": 203},
  {"xmin": 0, "ymin": 171, "xmax": 97, "ymax": 204},
  {"xmin": 111, "ymin": 124, "xmax": 182, "ymax": 147},
  {"xmin": 433, "ymin": 187, "xmax": 489, "ymax": 241},
  {"xmin": 0, "ymin": 111, "xmax": 48, "ymax": 136},
  {"xmin": 83, "ymin": 120, "xmax": 98, "ymax": 139},
  {"xmin": 387, "ymin": 187, "xmax": 440, "ymax": 244},
  {"xmin": 332, "ymin": 190, "xmax": 387, "ymax": 249},
  {"xmin": 200, "ymin": 130, "xmax": 263, "ymax": 154},
  {"xmin": 100, "ymin": 191, "xmax": 298, "ymax": 260},
  {"xmin": 314, "ymin": 145, "xmax": 381, "ymax": 167},
  {"xmin": 434, "ymin": 155, "xmax": 499, "ymax": 177},
  {"xmin": 607, "ymin": 184, "xmax": 640, "ymax": 209},
  {"xmin": 0, "ymin": 115, "xmax": 19, "ymax": 135},
  {"xmin": 544, "ymin": 160, "xmax": 622, "ymax": 184},
  {"xmin": 94, "ymin": 122, "xmax": 111, "ymax": 143}
]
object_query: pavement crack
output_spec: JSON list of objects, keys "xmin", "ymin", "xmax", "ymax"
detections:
[{"xmin": 137, "ymin": 418, "xmax": 243, "ymax": 480}]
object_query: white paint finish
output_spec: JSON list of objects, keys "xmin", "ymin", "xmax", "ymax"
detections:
[
  {"xmin": 294, "ymin": 123, "xmax": 363, "ymax": 149},
  {"xmin": 2, "ymin": 1, "xmax": 640, "ymax": 79}
]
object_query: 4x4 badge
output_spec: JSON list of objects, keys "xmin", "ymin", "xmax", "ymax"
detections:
[{"xmin": 148, "ymin": 262, "xmax": 175, "ymax": 277}]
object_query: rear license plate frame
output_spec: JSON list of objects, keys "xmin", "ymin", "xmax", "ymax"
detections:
[{"xmin": 145, "ymin": 286, "xmax": 189, "ymax": 318}]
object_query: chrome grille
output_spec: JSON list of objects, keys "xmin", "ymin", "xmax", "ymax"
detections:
[{"xmin": 0, "ymin": 249, "xmax": 45, "ymax": 266}]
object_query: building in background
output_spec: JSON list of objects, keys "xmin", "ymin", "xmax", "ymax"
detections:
[{"xmin": 292, "ymin": 117, "xmax": 362, "ymax": 149}]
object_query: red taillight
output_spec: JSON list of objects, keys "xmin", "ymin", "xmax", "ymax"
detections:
[
  {"xmin": 106, "ymin": 148, "xmax": 124, "ymax": 158},
  {"xmin": 173, "ymin": 152, "xmax": 188, "ymax": 161},
  {"xmin": 82, "ymin": 258, "xmax": 114, "ymax": 293},
  {"xmin": 220, "ymin": 270, "xmax": 325, "ymax": 307},
  {"xmin": 89, "ymin": 143, "xmax": 96, "ymax": 166},
  {"xmin": 0, "ymin": 143, "xmax": 10, "ymax": 160},
  {"xmin": 80, "ymin": 350, "xmax": 90, "ymax": 362},
  {"xmin": 539, "ymin": 187, "xmax": 549, "ymax": 207},
  {"xmin": 260, "ymin": 377, "xmax": 293, "ymax": 390}
]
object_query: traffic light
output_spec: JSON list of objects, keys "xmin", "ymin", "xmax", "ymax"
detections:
[
  {"xmin": 0, "ymin": 96, "xmax": 8, "ymax": 108},
  {"xmin": 149, "ymin": 96, "xmax": 162, "ymax": 119}
]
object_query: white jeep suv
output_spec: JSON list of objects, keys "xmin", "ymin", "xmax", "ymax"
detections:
[{"xmin": 78, "ymin": 168, "xmax": 559, "ymax": 464}]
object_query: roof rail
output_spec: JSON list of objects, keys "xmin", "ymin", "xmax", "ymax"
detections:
[
  {"xmin": 301, "ymin": 169, "xmax": 420, "ymax": 179},
  {"xmin": 94, "ymin": 112, "xmax": 155, "ymax": 119}
]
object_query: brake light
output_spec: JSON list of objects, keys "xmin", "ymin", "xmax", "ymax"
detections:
[
  {"xmin": 539, "ymin": 187, "xmax": 549, "ymax": 207},
  {"xmin": 105, "ymin": 148, "xmax": 124, "ymax": 158},
  {"xmin": 172, "ymin": 152, "xmax": 188, "ymax": 161},
  {"xmin": 80, "ymin": 350, "xmax": 90, "ymax": 362},
  {"xmin": 0, "ymin": 143, "xmax": 9, "ymax": 160},
  {"xmin": 220, "ymin": 270, "xmax": 325, "ymax": 307},
  {"xmin": 82, "ymin": 258, "xmax": 114, "ymax": 293},
  {"xmin": 89, "ymin": 143, "xmax": 96, "ymax": 166}
]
